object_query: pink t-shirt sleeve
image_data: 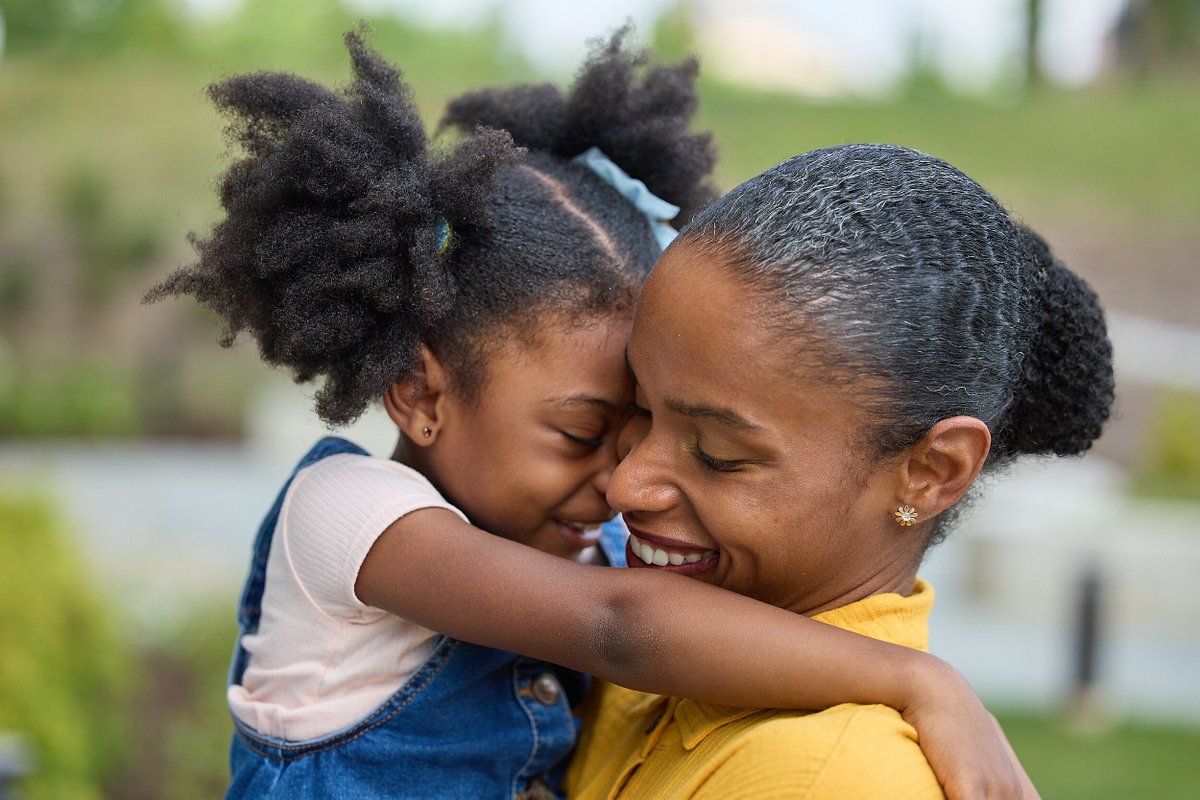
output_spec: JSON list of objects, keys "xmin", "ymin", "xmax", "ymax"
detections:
[{"xmin": 280, "ymin": 454, "xmax": 468, "ymax": 618}]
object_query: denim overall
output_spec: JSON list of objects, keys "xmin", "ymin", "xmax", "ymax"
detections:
[{"xmin": 227, "ymin": 437, "xmax": 628, "ymax": 799}]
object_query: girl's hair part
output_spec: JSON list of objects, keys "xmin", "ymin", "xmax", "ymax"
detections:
[{"xmin": 146, "ymin": 26, "xmax": 715, "ymax": 426}]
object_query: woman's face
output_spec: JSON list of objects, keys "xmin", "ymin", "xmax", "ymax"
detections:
[{"xmin": 609, "ymin": 243, "xmax": 917, "ymax": 616}]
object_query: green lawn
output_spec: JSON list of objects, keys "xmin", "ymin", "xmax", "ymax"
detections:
[
  {"xmin": 695, "ymin": 78, "xmax": 1200, "ymax": 229},
  {"xmin": 996, "ymin": 709, "xmax": 1200, "ymax": 800}
]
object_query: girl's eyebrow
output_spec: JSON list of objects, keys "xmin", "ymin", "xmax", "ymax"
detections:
[
  {"xmin": 547, "ymin": 395, "xmax": 623, "ymax": 414},
  {"xmin": 625, "ymin": 349, "xmax": 762, "ymax": 432}
]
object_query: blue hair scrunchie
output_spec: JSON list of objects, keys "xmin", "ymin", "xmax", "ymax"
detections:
[
  {"xmin": 433, "ymin": 216, "xmax": 452, "ymax": 253},
  {"xmin": 572, "ymin": 146, "xmax": 680, "ymax": 252}
]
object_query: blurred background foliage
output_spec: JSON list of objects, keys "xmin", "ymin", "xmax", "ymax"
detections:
[
  {"xmin": 0, "ymin": 0, "xmax": 1197, "ymax": 446},
  {"xmin": 1, "ymin": 0, "xmax": 1198, "ymax": 796},
  {"xmin": 0, "ymin": 491, "xmax": 132, "ymax": 799}
]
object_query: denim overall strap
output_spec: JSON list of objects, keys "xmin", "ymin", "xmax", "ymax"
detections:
[
  {"xmin": 228, "ymin": 436, "xmax": 368, "ymax": 686},
  {"xmin": 227, "ymin": 437, "xmax": 587, "ymax": 797}
]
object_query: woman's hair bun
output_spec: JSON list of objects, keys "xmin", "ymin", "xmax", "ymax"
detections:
[{"xmin": 996, "ymin": 225, "xmax": 1115, "ymax": 458}]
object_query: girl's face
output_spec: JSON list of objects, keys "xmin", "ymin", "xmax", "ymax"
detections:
[
  {"xmin": 429, "ymin": 312, "xmax": 633, "ymax": 559},
  {"xmin": 610, "ymin": 244, "xmax": 916, "ymax": 616}
]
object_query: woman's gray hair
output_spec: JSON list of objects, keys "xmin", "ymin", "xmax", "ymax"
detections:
[{"xmin": 679, "ymin": 144, "xmax": 1113, "ymax": 543}]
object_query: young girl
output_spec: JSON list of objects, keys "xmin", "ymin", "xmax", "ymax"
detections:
[{"xmin": 147, "ymin": 30, "xmax": 1031, "ymax": 799}]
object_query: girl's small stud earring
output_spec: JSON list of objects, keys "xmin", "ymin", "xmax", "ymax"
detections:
[
  {"xmin": 894, "ymin": 505, "xmax": 918, "ymax": 527},
  {"xmin": 422, "ymin": 426, "xmax": 433, "ymax": 439}
]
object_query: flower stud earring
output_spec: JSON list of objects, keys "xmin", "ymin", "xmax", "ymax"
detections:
[
  {"xmin": 894, "ymin": 505, "xmax": 918, "ymax": 527},
  {"xmin": 422, "ymin": 426, "xmax": 433, "ymax": 439}
]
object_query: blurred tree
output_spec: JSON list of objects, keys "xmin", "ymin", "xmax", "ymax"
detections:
[
  {"xmin": 1025, "ymin": 0, "xmax": 1044, "ymax": 88},
  {"xmin": 651, "ymin": 0, "xmax": 698, "ymax": 63},
  {"xmin": 0, "ymin": 0, "xmax": 182, "ymax": 56},
  {"xmin": 57, "ymin": 165, "xmax": 165, "ymax": 307},
  {"xmin": 1115, "ymin": 0, "xmax": 1200, "ymax": 75}
]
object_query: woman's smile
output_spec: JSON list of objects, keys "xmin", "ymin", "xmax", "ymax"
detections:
[{"xmin": 623, "ymin": 525, "xmax": 718, "ymax": 575}]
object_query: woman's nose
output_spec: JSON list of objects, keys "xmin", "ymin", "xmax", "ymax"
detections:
[{"xmin": 606, "ymin": 418, "xmax": 675, "ymax": 515}]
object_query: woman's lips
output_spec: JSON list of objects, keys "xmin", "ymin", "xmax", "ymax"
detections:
[{"xmin": 624, "ymin": 530, "xmax": 718, "ymax": 575}]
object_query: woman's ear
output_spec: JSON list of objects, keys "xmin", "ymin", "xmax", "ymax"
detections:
[
  {"xmin": 896, "ymin": 416, "xmax": 991, "ymax": 520},
  {"xmin": 383, "ymin": 346, "xmax": 450, "ymax": 446}
]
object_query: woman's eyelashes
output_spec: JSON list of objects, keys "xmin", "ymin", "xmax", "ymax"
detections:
[{"xmin": 691, "ymin": 443, "xmax": 742, "ymax": 473}]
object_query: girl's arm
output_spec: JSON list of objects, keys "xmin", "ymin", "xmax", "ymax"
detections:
[{"xmin": 357, "ymin": 508, "xmax": 1034, "ymax": 800}]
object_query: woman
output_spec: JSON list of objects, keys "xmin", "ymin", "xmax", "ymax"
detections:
[{"xmin": 566, "ymin": 143, "xmax": 1114, "ymax": 798}]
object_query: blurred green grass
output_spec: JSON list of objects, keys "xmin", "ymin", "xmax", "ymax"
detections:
[
  {"xmin": 995, "ymin": 709, "xmax": 1200, "ymax": 800},
  {"xmin": 697, "ymin": 78, "xmax": 1200, "ymax": 228},
  {"xmin": 3, "ymin": 52, "xmax": 1197, "ymax": 236}
]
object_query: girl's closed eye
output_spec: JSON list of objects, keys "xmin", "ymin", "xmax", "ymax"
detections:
[{"xmin": 562, "ymin": 431, "xmax": 605, "ymax": 449}]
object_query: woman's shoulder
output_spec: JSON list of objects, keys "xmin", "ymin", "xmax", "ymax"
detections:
[{"xmin": 699, "ymin": 704, "xmax": 943, "ymax": 799}]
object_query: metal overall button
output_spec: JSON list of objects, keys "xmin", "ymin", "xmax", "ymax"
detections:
[
  {"xmin": 530, "ymin": 673, "xmax": 562, "ymax": 706},
  {"xmin": 518, "ymin": 776, "xmax": 556, "ymax": 800}
]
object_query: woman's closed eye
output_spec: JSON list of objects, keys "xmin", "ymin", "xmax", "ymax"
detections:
[{"xmin": 691, "ymin": 443, "xmax": 743, "ymax": 473}]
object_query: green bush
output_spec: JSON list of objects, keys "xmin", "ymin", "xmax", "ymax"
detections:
[
  {"xmin": 0, "ymin": 357, "xmax": 142, "ymax": 438},
  {"xmin": 56, "ymin": 164, "xmax": 166, "ymax": 304},
  {"xmin": 151, "ymin": 606, "xmax": 239, "ymax": 799},
  {"xmin": 0, "ymin": 490, "xmax": 134, "ymax": 800},
  {"xmin": 1129, "ymin": 388, "xmax": 1200, "ymax": 501}
]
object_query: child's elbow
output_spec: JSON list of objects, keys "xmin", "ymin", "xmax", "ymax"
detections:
[{"xmin": 587, "ymin": 589, "xmax": 661, "ymax": 686}]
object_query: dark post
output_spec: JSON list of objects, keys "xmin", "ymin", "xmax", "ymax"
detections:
[
  {"xmin": 1069, "ymin": 563, "xmax": 1105, "ymax": 729},
  {"xmin": 1025, "ymin": 0, "xmax": 1043, "ymax": 89}
]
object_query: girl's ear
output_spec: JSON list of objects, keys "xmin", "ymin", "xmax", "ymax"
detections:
[
  {"xmin": 895, "ymin": 416, "xmax": 991, "ymax": 521},
  {"xmin": 383, "ymin": 346, "xmax": 450, "ymax": 446}
]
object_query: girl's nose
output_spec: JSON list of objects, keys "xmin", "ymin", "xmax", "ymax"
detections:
[{"xmin": 589, "ymin": 432, "xmax": 622, "ymax": 498}]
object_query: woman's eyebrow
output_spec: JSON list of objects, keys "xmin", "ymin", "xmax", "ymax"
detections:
[
  {"xmin": 626, "ymin": 350, "xmax": 762, "ymax": 431},
  {"xmin": 664, "ymin": 398, "xmax": 763, "ymax": 431}
]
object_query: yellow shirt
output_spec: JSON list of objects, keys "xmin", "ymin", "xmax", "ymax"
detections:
[{"xmin": 566, "ymin": 580, "xmax": 943, "ymax": 800}]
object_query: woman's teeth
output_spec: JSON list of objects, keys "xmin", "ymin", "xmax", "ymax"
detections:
[{"xmin": 629, "ymin": 534, "xmax": 715, "ymax": 566}]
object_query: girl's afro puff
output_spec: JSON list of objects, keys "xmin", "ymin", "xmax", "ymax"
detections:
[
  {"xmin": 442, "ymin": 25, "xmax": 718, "ymax": 224},
  {"xmin": 146, "ymin": 27, "xmax": 717, "ymax": 427},
  {"xmin": 145, "ymin": 30, "xmax": 521, "ymax": 425}
]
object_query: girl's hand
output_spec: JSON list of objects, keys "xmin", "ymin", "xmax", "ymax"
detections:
[{"xmin": 900, "ymin": 659, "xmax": 1040, "ymax": 800}]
